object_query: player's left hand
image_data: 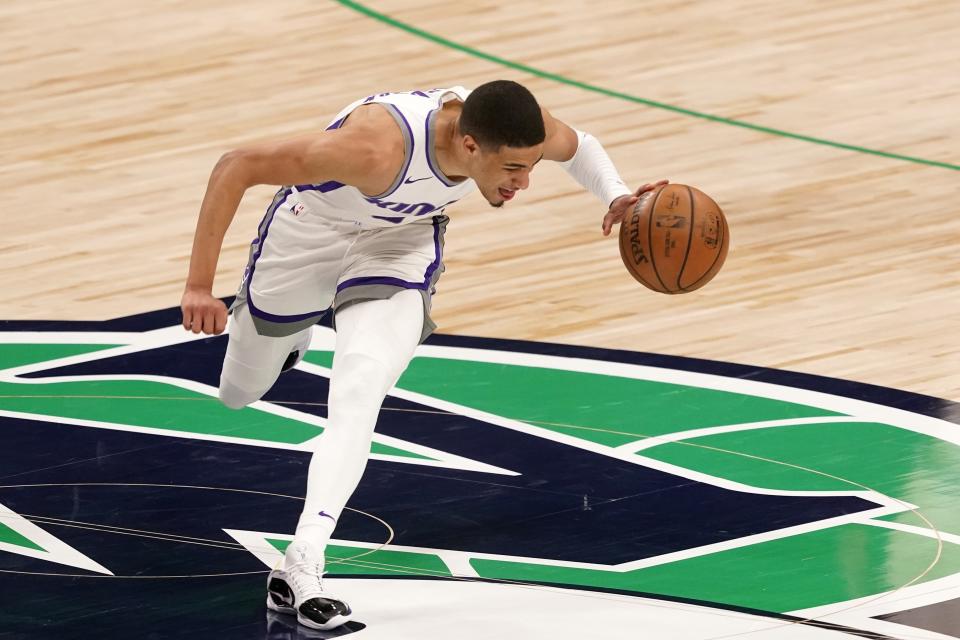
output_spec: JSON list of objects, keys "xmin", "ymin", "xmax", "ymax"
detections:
[{"xmin": 602, "ymin": 179, "xmax": 669, "ymax": 236}]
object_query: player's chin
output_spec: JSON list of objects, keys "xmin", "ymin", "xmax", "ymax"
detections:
[{"xmin": 487, "ymin": 187, "xmax": 516, "ymax": 208}]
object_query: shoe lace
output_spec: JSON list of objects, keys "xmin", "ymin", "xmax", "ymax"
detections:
[{"xmin": 290, "ymin": 560, "xmax": 325, "ymax": 599}]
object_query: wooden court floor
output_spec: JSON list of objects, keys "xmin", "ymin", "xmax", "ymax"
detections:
[{"xmin": 1, "ymin": 0, "xmax": 957, "ymax": 401}]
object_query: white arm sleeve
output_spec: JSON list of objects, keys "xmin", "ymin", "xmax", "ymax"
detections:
[{"xmin": 558, "ymin": 129, "xmax": 633, "ymax": 208}]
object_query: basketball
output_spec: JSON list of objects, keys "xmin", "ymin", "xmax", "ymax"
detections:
[{"xmin": 618, "ymin": 184, "xmax": 729, "ymax": 294}]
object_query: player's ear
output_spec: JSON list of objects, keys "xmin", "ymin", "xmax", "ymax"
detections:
[{"xmin": 462, "ymin": 134, "xmax": 481, "ymax": 156}]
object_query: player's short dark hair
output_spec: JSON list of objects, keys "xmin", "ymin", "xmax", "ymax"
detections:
[{"xmin": 459, "ymin": 80, "xmax": 545, "ymax": 150}]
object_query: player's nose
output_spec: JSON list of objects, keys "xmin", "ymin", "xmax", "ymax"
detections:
[{"xmin": 514, "ymin": 171, "xmax": 530, "ymax": 190}]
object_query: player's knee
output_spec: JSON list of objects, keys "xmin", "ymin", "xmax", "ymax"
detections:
[
  {"xmin": 218, "ymin": 380, "xmax": 263, "ymax": 410},
  {"xmin": 328, "ymin": 353, "xmax": 391, "ymax": 407}
]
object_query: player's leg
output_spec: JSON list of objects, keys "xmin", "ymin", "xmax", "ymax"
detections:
[
  {"xmin": 271, "ymin": 217, "xmax": 444, "ymax": 630},
  {"xmin": 300, "ymin": 288, "xmax": 423, "ymax": 543},
  {"xmin": 292, "ymin": 216, "xmax": 444, "ymax": 549},
  {"xmin": 218, "ymin": 188, "xmax": 352, "ymax": 409},
  {"xmin": 218, "ymin": 302, "xmax": 311, "ymax": 409},
  {"xmin": 270, "ymin": 289, "xmax": 423, "ymax": 630}
]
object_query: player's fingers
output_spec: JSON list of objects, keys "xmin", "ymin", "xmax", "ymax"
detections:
[
  {"xmin": 213, "ymin": 307, "xmax": 228, "ymax": 335},
  {"xmin": 188, "ymin": 307, "xmax": 206, "ymax": 334},
  {"xmin": 635, "ymin": 179, "xmax": 668, "ymax": 196},
  {"xmin": 201, "ymin": 311, "xmax": 216, "ymax": 335},
  {"xmin": 182, "ymin": 306, "xmax": 193, "ymax": 331},
  {"xmin": 602, "ymin": 212, "xmax": 616, "ymax": 235}
]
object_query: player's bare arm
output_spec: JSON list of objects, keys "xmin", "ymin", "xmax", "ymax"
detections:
[
  {"xmin": 540, "ymin": 106, "xmax": 667, "ymax": 236},
  {"xmin": 180, "ymin": 106, "xmax": 404, "ymax": 335},
  {"xmin": 540, "ymin": 107, "xmax": 580, "ymax": 163}
]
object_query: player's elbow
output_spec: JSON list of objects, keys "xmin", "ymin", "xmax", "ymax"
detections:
[{"xmin": 212, "ymin": 149, "xmax": 257, "ymax": 189}]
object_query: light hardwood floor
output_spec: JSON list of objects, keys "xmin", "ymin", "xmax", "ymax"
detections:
[{"xmin": 2, "ymin": 0, "xmax": 958, "ymax": 400}]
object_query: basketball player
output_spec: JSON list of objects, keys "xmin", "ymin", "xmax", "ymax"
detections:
[{"xmin": 180, "ymin": 80, "xmax": 666, "ymax": 630}]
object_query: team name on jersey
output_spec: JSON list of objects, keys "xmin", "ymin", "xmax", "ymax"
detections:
[{"xmin": 365, "ymin": 197, "xmax": 459, "ymax": 217}]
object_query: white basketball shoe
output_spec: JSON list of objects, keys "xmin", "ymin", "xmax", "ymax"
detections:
[{"xmin": 266, "ymin": 541, "xmax": 352, "ymax": 630}]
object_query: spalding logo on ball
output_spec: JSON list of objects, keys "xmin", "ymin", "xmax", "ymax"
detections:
[{"xmin": 619, "ymin": 184, "xmax": 729, "ymax": 294}]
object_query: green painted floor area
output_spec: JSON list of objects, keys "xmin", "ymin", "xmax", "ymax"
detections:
[
  {"xmin": 0, "ymin": 344, "xmax": 121, "ymax": 369},
  {"xmin": 879, "ymin": 509, "xmax": 960, "ymax": 537},
  {"xmin": 0, "ymin": 522, "xmax": 44, "ymax": 552},
  {"xmin": 641, "ymin": 421, "xmax": 960, "ymax": 534},
  {"xmin": 0, "ymin": 378, "xmax": 429, "ymax": 459},
  {"xmin": 303, "ymin": 352, "xmax": 334, "ymax": 368},
  {"xmin": 267, "ymin": 538, "xmax": 451, "ymax": 577},
  {"xmin": 304, "ymin": 351, "xmax": 840, "ymax": 447},
  {"xmin": 0, "ymin": 379, "xmax": 320, "ymax": 443},
  {"xmin": 471, "ymin": 522, "xmax": 960, "ymax": 613}
]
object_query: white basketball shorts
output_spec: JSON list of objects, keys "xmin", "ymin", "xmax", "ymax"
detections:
[{"xmin": 232, "ymin": 187, "xmax": 447, "ymax": 342}]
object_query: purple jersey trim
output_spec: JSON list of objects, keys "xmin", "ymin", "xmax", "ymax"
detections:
[
  {"xmin": 247, "ymin": 298, "xmax": 329, "ymax": 323},
  {"xmin": 422, "ymin": 217, "xmax": 443, "ymax": 283},
  {"xmin": 371, "ymin": 215, "xmax": 405, "ymax": 224},
  {"xmin": 296, "ymin": 181, "xmax": 345, "ymax": 193},
  {"xmin": 336, "ymin": 276, "xmax": 429, "ymax": 292},
  {"xmin": 336, "ymin": 217, "xmax": 442, "ymax": 293}
]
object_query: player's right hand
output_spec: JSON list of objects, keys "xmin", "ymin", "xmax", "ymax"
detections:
[
  {"xmin": 602, "ymin": 180, "xmax": 669, "ymax": 236},
  {"xmin": 180, "ymin": 287, "xmax": 228, "ymax": 335}
]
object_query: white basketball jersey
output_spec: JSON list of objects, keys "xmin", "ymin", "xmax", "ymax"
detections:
[{"xmin": 295, "ymin": 87, "xmax": 477, "ymax": 228}]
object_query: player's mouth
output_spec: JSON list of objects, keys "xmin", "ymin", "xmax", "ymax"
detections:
[{"xmin": 498, "ymin": 187, "xmax": 516, "ymax": 201}]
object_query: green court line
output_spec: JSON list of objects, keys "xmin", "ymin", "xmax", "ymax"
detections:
[{"xmin": 335, "ymin": 0, "xmax": 958, "ymax": 172}]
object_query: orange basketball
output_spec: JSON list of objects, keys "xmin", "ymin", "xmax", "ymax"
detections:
[{"xmin": 618, "ymin": 184, "xmax": 729, "ymax": 294}]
